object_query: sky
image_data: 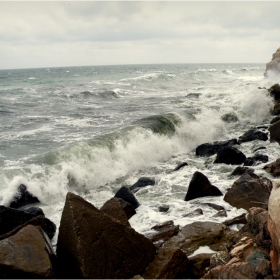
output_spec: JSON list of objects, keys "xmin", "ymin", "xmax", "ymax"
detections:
[{"xmin": 0, "ymin": 1, "xmax": 280, "ymax": 69}]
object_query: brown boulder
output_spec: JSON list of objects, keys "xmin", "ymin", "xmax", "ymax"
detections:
[
  {"xmin": 100, "ymin": 197, "xmax": 130, "ymax": 227},
  {"xmin": 184, "ymin": 171, "xmax": 223, "ymax": 201},
  {"xmin": 0, "ymin": 225, "xmax": 54, "ymax": 278},
  {"xmin": 264, "ymin": 158, "xmax": 280, "ymax": 177},
  {"xmin": 56, "ymin": 192, "xmax": 156, "ymax": 279},
  {"xmin": 269, "ymin": 120, "xmax": 280, "ymax": 144},
  {"xmin": 142, "ymin": 247, "xmax": 189, "ymax": 279},
  {"xmin": 202, "ymin": 257, "xmax": 256, "ymax": 279},
  {"xmin": 224, "ymin": 173, "xmax": 272, "ymax": 210}
]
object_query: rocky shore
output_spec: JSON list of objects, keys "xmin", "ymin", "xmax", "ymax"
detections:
[{"xmin": 2, "ymin": 60, "xmax": 280, "ymax": 278}]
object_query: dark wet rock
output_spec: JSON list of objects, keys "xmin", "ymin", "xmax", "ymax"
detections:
[
  {"xmin": 270, "ymin": 116, "xmax": 280, "ymax": 124},
  {"xmin": 230, "ymin": 166, "xmax": 254, "ymax": 176},
  {"xmin": 238, "ymin": 128, "xmax": 268, "ymax": 143},
  {"xmin": 8, "ymin": 184, "xmax": 40, "ymax": 209},
  {"xmin": 271, "ymin": 99, "xmax": 280, "ymax": 115},
  {"xmin": 164, "ymin": 221, "xmax": 231, "ymax": 256},
  {"xmin": 142, "ymin": 247, "xmax": 189, "ymax": 279},
  {"xmin": 114, "ymin": 186, "xmax": 140, "ymax": 209},
  {"xmin": 213, "ymin": 210, "xmax": 227, "ymax": 218},
  {"xmin": 0, "ymin": 205, "xmax": 56, "ymax": 240},
  {"xmin": 223, "ymin": 213, "xmax": 247, "ymax": 226},
  {"xmin": 172, "ymin": 162, "xmax": 188, "ymax": 172},
  {"xmin": 0, "ymin": 225, "xmax": 55, "ymax": 279},
  {"xmin": 196, "ymin": 139, "xmax": 238, "ymax": 157},
  {"xmin": 100, "ymin": 197, "xmax": 130, "ymax": 227},
  {"xmin": 56, "ymin": 192, "xmax": 156, "ymax": 279},
  {"xmin": 23, "ymin": 206, "xmax": 45, "ymax": 216},
  {"xmin": 214, "ymin": 146, "xmax": 246, "ymax": 165},
  {"xmin": 185, "ymin": 253, "xmax": 213, "ymax": 279},
  {"xmin": 129, "ymin": 177, "xmax": 155, "ymax": 193},
  {"xmin": 221, "ymin": 112, "xmax": 239, "ymax": 123},
  {"xmin": 244, "ymin": 153, "xmax": 269, "ymax": 166},
  {"xmin": 184, "ymin": 171, "xmax": 223, "ymax": 201},
  {"xmin": 158, "ymin": 205, "xmax": 169, "ymax": 212},
  {"xmin": 183, "ymin": 208, "xmax": 203, "ymax": 218},
  {"xmin": 269, "ymin": 120, "xmax": 280, "ymax": 144},
  {"xmin": 264, "ymin": 48, "xmax": 280, "ymax": 77},
  {"xmin": 224, "ymin": 173, "xmax": 272, "ymax": 210},
  {"xmin": 116, "ymin": 198, "xmax": 136, "ymax": 219},
  {"xmin": 268, "ymin": 83, "xmax": 280, "ymax": 100},
  {"xmin": 264, "ymin": 158, "xmax": 280, "ymax": 177},
  {"xmin": 202, "ymin": 257, "xmax": 256, "ymax": 279},
  {"xmin": 202, "ymin": 203, "xmax": 225, "ymax": 211}
]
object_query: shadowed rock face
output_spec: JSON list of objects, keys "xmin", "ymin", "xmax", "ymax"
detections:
[
  {"xmin": 56, "ymin": 192, "xmax": 156, "ymax": 279},
  {"xmin": 264, "ymin": 47, "xmax": 280, "ymax": 77}
]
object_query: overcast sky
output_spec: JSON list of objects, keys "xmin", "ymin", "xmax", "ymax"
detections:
[{"xmin": 1, "ymin": 1, "xmax": 280, "ymax": 69}]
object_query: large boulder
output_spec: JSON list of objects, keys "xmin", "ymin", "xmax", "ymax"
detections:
[
  {"xmin": 8, "ymin": 184, "xmax": 40, "ymax": 209},
  {"xmin": 269, "ymin": 120, "xmax": 280, "ymax": 144},
  {"xmin": 114, "ymin": 186, "xmax": 140, "ymax": 209},
  {"xmin": 214, "ymin": 146, "xmax": 246, "ymax": 165},
  {"xmin": 224, "ymin": 173, "xmax": 272, "ymax": 211},
  {"xmin": 264, "ymin": 47, "xmax": 280, "ymax": 77},
  {"xmin": 0, "ymin": 205, "xmax": 56, "ymax": 240},
  {"xmin": 195, "ymin": 139, "xmax": 238, "ymax": 157},
  {"xmin": 56, "ymin": 192, "xmax": 156, "ymax": 279},
  {"xmin": 0, "ymin": 225, "xmax": 55, "ymax": 278},
  {"xmin": 129, "ymin": 177, "xmax": 155, "ymax": 193},
  {"xmin": 238, "ymin": 129, "xmax": 268, "ymax": 143},
  {"xmin": 264, "ymin": 158, "xmax": 280, "ymax": 177},
  {"xmin": 184, "ymin": 171, "xmax": 223, "ymax": 201}
]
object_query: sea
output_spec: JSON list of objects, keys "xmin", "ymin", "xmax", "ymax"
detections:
[{"xmin": 0, "ymin": 63, "xmax": 280, "ymax": 247}]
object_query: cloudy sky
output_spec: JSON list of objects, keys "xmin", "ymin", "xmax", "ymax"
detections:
[{"xmin": 0, "ymin": 1, "xmax": 280, "ymax": 69}]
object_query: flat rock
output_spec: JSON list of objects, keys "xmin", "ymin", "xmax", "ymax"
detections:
[{"xmin": 56, "ymin": 192, "xmax": 156, "ymax": 279}]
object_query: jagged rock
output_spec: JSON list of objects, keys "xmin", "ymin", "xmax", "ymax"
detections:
[
  {"xmin": 56, "ymin": 192, "xmax": 156, "ymax": 279},
  {"xmin": 223, "ymin": 213, "xmax": 247, "ymax": 226},
  {"xmin": 114, "ymin": 186, "xmax": 140, "ymax": 209},
  {"xmin": 8, "ymin": 184, "xmax": 40, "ymax": 209},
  {"xmin": 214, "ymin": 146, "xmax": 246, "ymax": 165},
  {"xmin": 264, "ymin": 158, "xmax": 280, "ymax": 177},
  {"xmin": 202, "ymin": 257, "xmax": 256, "ymax": 279},
  {"xmin": 269, "ymin": 120, "xmax": 280, "ymax": 144},
  {"xmin": 195, "ymin": 139, "xmax": 238, "ymax": 157},
  {"xmin": 129, "ymin": 177, "xmax": 155, "ymax": 192},
  {"xmin": 164, "ymin": 221, "xmax": 231, "ymax": 256},
  {"xmin": 0, "ymin": 205, "xmax": 56, "ymax": 240},
  {"xmin": 116, "ymin": 198, "xmax": 136, "ymax": 219},
  {"xmin": 0, "ymin": 225, "xmax": 55, "ymax": 278},
  {"xmin": 264, "ymin": 47, "xmax": 280, "ymax": 77},
  {"xmin": 184, "ymin": 171, "xmax": 223, "ymax": 201},
  {"xmin": 100, "ymin": 197, "xmax": 130, "ymax": 227},
  {"xmin": 224, "ymin": 173, "xmax": 272, "ymax": 210},
  {"xmin": 202, "ymin": 203, "xmax": 225, "ymax": 211},
  {"xmin": 238, "ymin": 129, "xmax": 268, "ymax": 143},
  {"xmin": 244, "ymin": 154, "xmax": 269, "ymax": 166},
  {"xmin": 172, "ymin": 162, "xmax": 188, "ymax": 172},
  {"xmin": 230, "ymin": 166, "xmax": 254, "ymax": 176},
  {"xmin": 183, "ymin": 208, "xmax": 203, "ymax": 218},
  {"xmin": 142, "ymin": 247, "xmax": 189, "ymax": 279}
]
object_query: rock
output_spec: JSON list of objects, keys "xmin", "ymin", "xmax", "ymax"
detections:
[
  {"xmin": 268, "ymin": 84, "xmax": 280, "ymax": 100},
  {"xmin": 185, "ymin": 253, "xmax": 213, "ymax": 279},
  {"xmin": 264, "ymin": 158, "xmax": 280, "ymax": 177},
  {"xmin": 164, "ymin": 221, "xmax": 231, "ymax": 256},
  {"xmin": 244, "ymin": 154, "xmax": 269, "ymax": 166},
  {"xmin": 114, "ymin": 186, "xmax": 140, "ymax": 209},
  {"xmin": 202, "ymin": 203, "xmax": 225, "ymax": 211},
  {"xmin": 172, "ymin": 162, "xmax": 188, "ymax": 172},
  {"xmin": 0, "ymin": 225, "xmax": 55, "ymax": 278},
  {"xmin": 23, "ymin": 206, "xmax": 45, "ymax": 216},
  {"xmin": 158, "ymin": 205, "xmax": 169, "ymax": 212},
  {"xmin": 224, "ymin": 173, "xmax": 272, "ymax": 210},
  {"xmin": 230, "ymin": 166, "xmax": 254, "ymax": 176},
  {"xmin": 209, "ymin": 251, "xmax": 231, "ymax": 269},
  {"xmin": 8, "ymin": 184, "xmax": 40, "ymax": 209},
  {"xmin": 223, "ymin": 213, "xmax": 247, "ymax": 226},
  {"xmin": 271, "ymin": 116, "xmax": 280, "ymax": 124},
  {"xmin": 183, "ymin": 208, "xmax": 203, "ymax": 217},
  {"xmin": 214, "ymin": 146, "xmax": 246, "ymax": 165},
  {"xmin": 184, "ymin": 171, "xmax": 223, "ymax": 201},
  {"xmin": 269, "ymin": 120, "xmax": 280, "ymax": 144},
  {"xmin": 253, "ymin": 146, "xmax": 266, "ymax": 152},
  {"xmin": 238, "ymin": 128, "xmax": 268, "ymax": 143},
  {"xmin": 195, "ymin": 139, "xmax": 238, "ymax": 157},
  {"xmin": 142, "ymin": 247, "xmax": 189, "ymax": 279},
  {"xmin": 100, "ymin": 197, "xmax": 130, "ymax": 227},
  {"xmin": 151, "ymin": 220, "xmax": 174, "ymax": 231},
  {"xmin": 271, "ymin": 100, "xmax": 280, "ymax": 115},
  {"xmin": 264, "ymin": 47, "xmax": 280, "ymax": 77},
  {"xmin": 56, "ymin": 192, "xmax": 156, "ymax": 279},
  {"xmin": 221, "ymin": 112, "xmax": 239, "ymax": 123},
  {"xmin": 0, "ymin": 205, "xmax": 56, "ymax": 240},
  {"xmin": 213, "ymin": 210, "xmax": 227, "ymax": 218},
  {"xmin": 129, "ymin": 177, "xmax": 155, "ymax": 193},
  {"xmin": 116, "ymin": 198, "xmax": 136, "ymax": 219},
  {"xmin": 202, "ymin": 257, "xmax": 256, "ymax": 279},
  {"xmin": 246, "ymin": 250, "xmax": 270, "ymax": 268},
  {"xmin": 255, "ymin": 259, "xmax": 272, "ymax": 278}
]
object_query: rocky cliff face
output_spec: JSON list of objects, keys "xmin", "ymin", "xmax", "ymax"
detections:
[{"xmin": 265, "ymin": 47, "xmax": 280, "ymax": 77}]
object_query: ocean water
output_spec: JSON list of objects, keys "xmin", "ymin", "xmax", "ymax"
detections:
[{"xmin": 0, "ymin": 63, "xmax": 279, "ymax": 246}]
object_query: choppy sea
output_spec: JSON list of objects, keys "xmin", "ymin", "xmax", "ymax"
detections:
[{"xmin": 0, "ymin": 63, "xmax": 279, "ymax": 246}]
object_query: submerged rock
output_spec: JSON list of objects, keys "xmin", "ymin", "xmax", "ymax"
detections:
[
  {"xmin": 214, "ymin": 146, "xmax": 246, "ymax": 165},
  {"xmin": 238, "ymin": 128, "xmax": 268, "ymax": 143},
  {"xmin": 244, "ymin": 153, "xmax": 268, "ymax": 166},
  {"xmin": 184, "ymin": 171, "xmax": 223, "ymax": 201},
  {"xmin": 129, "ymin": 177, "xmax": 155, "ymax": 193},
  {"xmin": 172, "ymin": 162, "xmax": 188, "ymax": 172}
]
